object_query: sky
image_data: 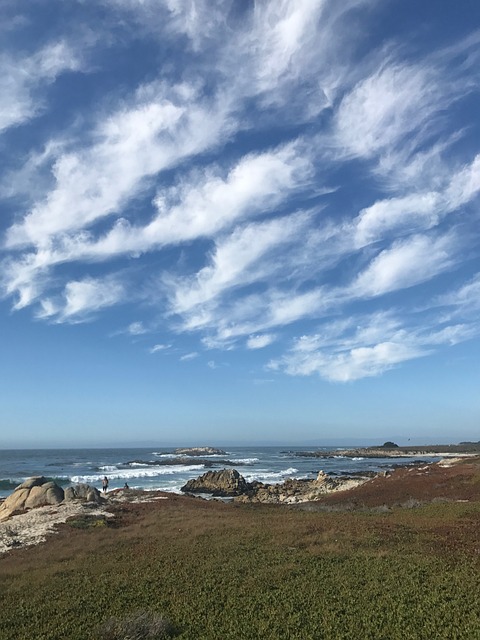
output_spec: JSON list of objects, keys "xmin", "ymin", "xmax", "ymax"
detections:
[{"xmin": 1, "ymin": 0, "xmax": 479, "ymax": 448}]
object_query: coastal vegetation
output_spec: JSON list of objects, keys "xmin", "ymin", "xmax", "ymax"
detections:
[{"xmin": 1, "ymin": 458, "xmax": 480, "ymax": 639}]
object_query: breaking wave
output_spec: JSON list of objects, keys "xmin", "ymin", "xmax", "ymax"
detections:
[
  {"xmin": 242, "ymin": 467, "xmax": 299, "ymax": 483},
  {"xmin": 70, "ymin": 465, "xmax": 205, "ymax": 483}
]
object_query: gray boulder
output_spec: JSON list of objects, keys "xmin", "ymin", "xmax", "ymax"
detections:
[
  {"xmin": 181, "ymin": 469, "xmax": 248, "ymax": 496},
  {"xmin": 64, "ymin": 483, "xmax": 102, "ymax": 503}
]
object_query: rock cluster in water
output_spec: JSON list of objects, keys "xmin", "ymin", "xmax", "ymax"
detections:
[
  {"xmin": 181, "ymin": 469, "xmax": 370, "ymax": 504},
  {"xmin": 174, "ymin": 447, "xmax": 227, "ymax": 456}
]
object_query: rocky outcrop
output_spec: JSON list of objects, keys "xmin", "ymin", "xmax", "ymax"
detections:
[
  {"xmin": 293, "ymin": 444, "xmax": 480, "ymax": 459},
  {"xmin": 174, "ymin": 447, "xmax": 227, "ymax": 456},
  {"xmin": 64, "ymin": 484, "xmax": 102, "ymax": 503},
  {"xmin": 235, "ymin": 472, "xmax": 368, "ymax": 504},
  {"xmin": 181, "ymin": 469, "xmax": 248, "ymax": 496},
  {"xmin": 0, "ymin": 478, "xmax": 104, "ymax": 522},
  {"xmin": 181, "ymin": 468, "xmax": 371, "ymax": 503},
  {"xmin": 0, "ymin": 477, "xmax": 64, "ymax": 522}
]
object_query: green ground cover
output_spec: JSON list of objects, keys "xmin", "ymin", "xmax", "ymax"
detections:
[{"xmin": 1, "ymin": 497, "xmax": 479, "ymax": 639}]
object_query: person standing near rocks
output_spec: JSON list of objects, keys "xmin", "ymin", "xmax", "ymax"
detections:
[{"xmin": 102, "ymin": 476, "xmax": 109, "ymax": 493}]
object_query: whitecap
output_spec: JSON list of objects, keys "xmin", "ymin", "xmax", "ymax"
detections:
[
  {"xmin": 70, "ymin": 464, "xmax": 205, "ymax": 483},
  {"xmin": 228, "ymin": 458, "xmax": 259, "ymax": 465},
  {"xmin": 152, "ymin": 453, "xmax": 185, "ymax": 458},
  {"xmin": 242, "ymin": 467, "xmax": 299, "ymax": 483}
]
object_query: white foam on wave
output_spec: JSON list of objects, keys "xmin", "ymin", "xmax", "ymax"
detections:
[
  {"xmin": 229, "ymin": 458, "xmax": 259, "ymax": 465},
  {"xmin": 152, "ymin": 453, "xmax": 185, "ymax": 458},
  {"xmin": 152, "ymin": 452, "xmax": 228, "ymax": 459},
  {"xmin": 99, "ymin": 465, "xmax": 119, "ymax": 471},
  {"xmin": 70, "ymin": 464, "xmax": 205, "ymax": 483},
  {"xmin": 127, "ymin": 462, "xmax": 157, "ymax": 467},
  {"xmin": 242, "ymin": 467, "xmax": 299, "ymax": 483},
  {"xmin": 351, "ymin": 457, "xmax": 364, "ymax": 461}
]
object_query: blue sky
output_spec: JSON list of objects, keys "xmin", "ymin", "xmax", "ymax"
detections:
[{"xmin": 1, "ymin": 0, "xmax": 479, "ymax": 448}]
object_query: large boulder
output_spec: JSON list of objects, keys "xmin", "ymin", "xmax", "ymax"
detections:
[
  {"xmin": 0, "ymin": 477, "xmax": 64, "ymax": 521},
  {"xmin": 24, "ymin": 482, "xmax": 64, "ymax": 509},
  {"xmin": 64, "ymin": 484, "xmax": 102, "ymax": 503},
  {"xmin": 181, "ymin": 469, "xmax": 248, "ymax": 496}
]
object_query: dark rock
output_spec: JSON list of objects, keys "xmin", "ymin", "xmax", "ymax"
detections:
[{"xmin": 181, "ymin": 469, "xmax": 248, "ymax": 496}]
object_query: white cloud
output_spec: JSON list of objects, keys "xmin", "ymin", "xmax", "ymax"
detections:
[
  {"xmin": 168, "ymin": 212, "xmax": 310, "ymax": 316},
  {"xmin": 1, "ymin": 0, "xmax": 479, "ymax": 386},
  {"xmin": 246, "ymin": 334, "xmax": 276, "ymax": 350},
  {"xmin": 0, "ymin": 41, "xmax": 81, "ymax": 135},
  {"xmin": 268, "ymin": 311, "xmax": 477, "ymax": 382},
  {"xmin": 250, "ymin": 0, "xmax": 328, "ymax": 94},
  {"xmin": 1, "ymin": 140, "xmax": 314, "ymax": 308},
  {"xmin": 182, "ymin": 287, "xmax": 330, "ymax": 349},
  {"xmin": 36, "ymin": 276, "xmax": 125, "ymax": 323},
  {"xmin": 5, "ymin": 93, "xmax": 187, "ymax": 247},
  {"xmin": 430, "ymin": 273, "xmax": 480, "ymax": 323},
  {"xmin": 332, "ymin": 62, "xmax": 435, "ymax": 160},
  {"xmin": 180, "ymin": 352, "xmax": 198, "ymax": 361},
  {"xmin": 354, "ymin": 233, "xmax": 455, "ymax": 297},
  {"xmin": 354, "ymin": 155, "xmax": 480, "ymax": 246},
  {"xmin": 127, "ymin": 321, "xmax": 148, "ymax": 335},
  {"xmin": 438, "ymin": 273, "xmax": 480, "ymax": 308},
  {"xmin": 150, "ymin": 343, "xmax": 172, "ymax": 354},
  {"xmin": 269, "ymin": 333, "xmax": 425, "ymax": 382},
  {"xmin": 354, "ymin": 192, "xmax": 443, "ymax": 246}
]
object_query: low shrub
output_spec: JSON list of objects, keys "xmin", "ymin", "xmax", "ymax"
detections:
[
  {"xmin": 96, "ymin": 611, "xmax": 178, "ymax": 640},
  {"xmin": 66, "ymin": 514, "xmax": 109, "ymax": 529}
]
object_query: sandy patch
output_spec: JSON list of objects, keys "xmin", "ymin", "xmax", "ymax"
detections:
[{"xmin": 0, "ymin": 501, "xmax": 114, "ymax": 554}]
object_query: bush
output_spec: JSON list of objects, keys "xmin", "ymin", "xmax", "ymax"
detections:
[
  {"xmin": 66, "ymin": 514, "xmax": 109, "ymax": 529},
  {"xmin": 382, "ymin": 441, "xmax": 399, "ymax": 448},
  {"xmin": 96, "ymin": 611, "xmax": 178, "ymax": 640}
]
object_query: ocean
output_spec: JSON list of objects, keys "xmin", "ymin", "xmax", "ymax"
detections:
[{"xmin": 0, "ymin": 446, "xmax": 439, "ymax": 499}]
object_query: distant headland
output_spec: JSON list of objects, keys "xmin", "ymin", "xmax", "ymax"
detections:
[{"xmin": 290, "ymin": 441, "xmax": 480, "ymax": 459}]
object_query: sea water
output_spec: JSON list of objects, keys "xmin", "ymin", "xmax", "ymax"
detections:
[{"xmin": 0, "ymin": 446, "xmax": 439, "ymax": 498}]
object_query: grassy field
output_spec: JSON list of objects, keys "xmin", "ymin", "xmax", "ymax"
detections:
[{"xmin": 1, "ymin": 463, "xmax": 480, "ymax": 639}]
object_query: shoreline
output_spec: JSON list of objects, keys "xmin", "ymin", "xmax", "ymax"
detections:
[
  {"xmin": 2, "ymin": 454, "xmax": 479, "ymax": 554},
  {"xmin": 293, "ymin": 446, "xmax": 480, "ymax": 459}
]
